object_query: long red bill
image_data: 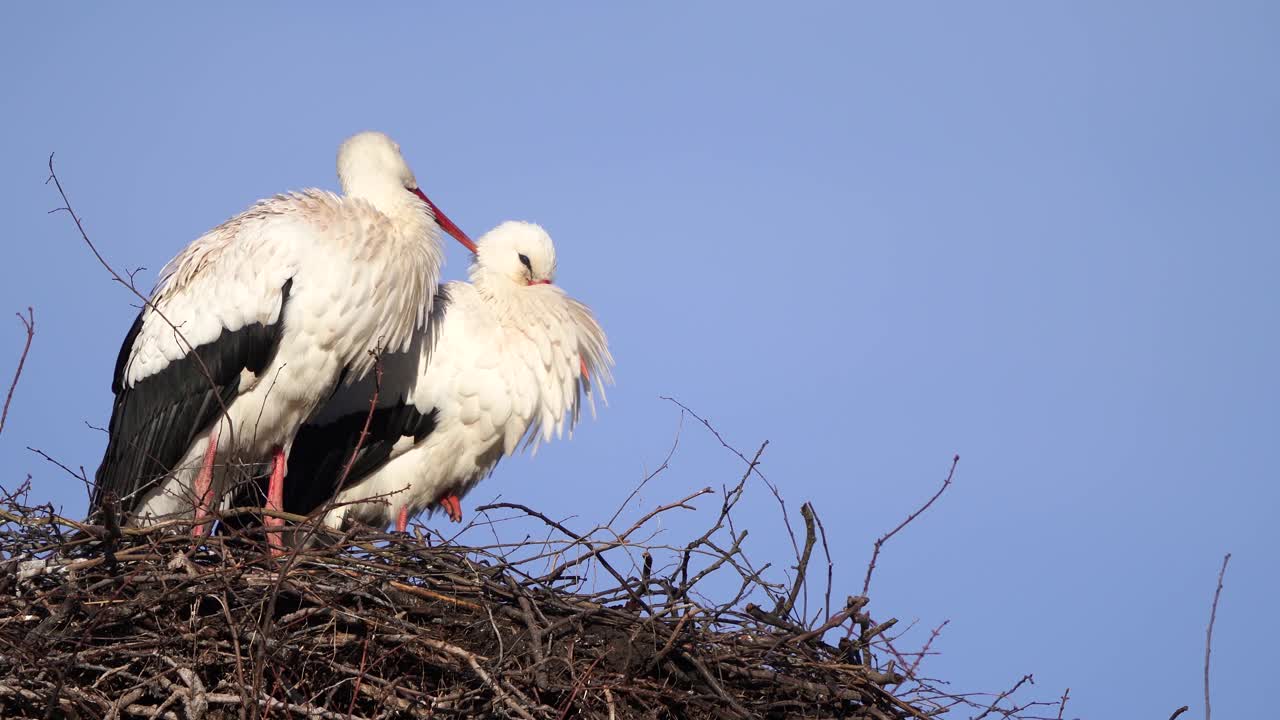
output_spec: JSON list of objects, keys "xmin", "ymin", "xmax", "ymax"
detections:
[{"xmin": 411, "ymin": 188, "xmax": 477, "ymax": 254}]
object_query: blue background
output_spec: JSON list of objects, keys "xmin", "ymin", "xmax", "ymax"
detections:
[{"xmin": 1, "ymin": 4, "xmax": 1276, "ymax": 717}]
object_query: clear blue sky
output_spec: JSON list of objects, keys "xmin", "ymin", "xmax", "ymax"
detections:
[{"xmin": 2, "ymin": 3, "xmax": 1276, "ymax": 717}]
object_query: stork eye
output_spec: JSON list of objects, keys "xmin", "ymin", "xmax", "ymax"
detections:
[{"xmin": 518, "ymin": 254, "xmax": 532, "ymax": 271}]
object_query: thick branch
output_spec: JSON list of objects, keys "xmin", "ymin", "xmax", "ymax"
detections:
[{"xmin": 775, "ymin": 502, "xmax": 816, "ymax": 619}]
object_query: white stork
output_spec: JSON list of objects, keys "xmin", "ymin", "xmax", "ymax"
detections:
[
  {"xmin": 272, "ymin": 220, "xmax": 613, "ymax": 534},
  {"xmin": 90, "ymin": 131, "xmax": 476, "ymax": 551}
]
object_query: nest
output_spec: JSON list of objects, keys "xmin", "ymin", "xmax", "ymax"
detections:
[
  {"xmin": 0, "ymin": 456, "xmax": 1052, "ymax": 720},
  {"xmin": 3, "ymin": 158, "xmax": 1064, "ymax": 720}
]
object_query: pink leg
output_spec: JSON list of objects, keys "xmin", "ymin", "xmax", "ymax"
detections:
[
  {"xmin": 191, "ymin": 428, "xmax": 220, "ymax": 538},
  {"xmin": 264, "ymin": 446, "xmax": 287, "ymax": 555},
  {"xmin": 396, "ymin": 506, "xmax": 409, "ymax": 534},
  {"xmin": 440, "ymin": 495, "xmax": 463, "ymax": 523}
]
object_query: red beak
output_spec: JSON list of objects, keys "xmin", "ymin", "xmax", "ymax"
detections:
[{"xmin": 411, "ymin": 188, "xmax": 477, "ymax": 254}]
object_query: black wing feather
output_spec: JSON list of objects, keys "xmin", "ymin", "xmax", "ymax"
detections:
[
  {"xmin": 90, "ymin": 280, "xmax": 292, "ymax": 518},
  {"xmin": 278, "ymin": 403, "xmax": 438, "ymax": 518},
  {"xmin": 278, "ymin": 285, "xmax": 453, "ymax": 519}
]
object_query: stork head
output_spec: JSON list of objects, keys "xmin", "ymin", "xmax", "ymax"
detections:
[
  {"xmin": 473, "ymin": 221, "xmax": 558, "ymax": 288},
  {"xmin": 336, "ymin": 131, "xmax": 475, "ymax": 252}
]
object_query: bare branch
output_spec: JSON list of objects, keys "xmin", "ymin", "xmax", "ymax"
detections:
[
  {"xmin": 775, "ymin": 502, "xmax": 816, "ymax": 620},
  {"xmin": 25, "ymin": 447, "xmax": 90, "ymax": 496},
  {"xmin": 336, "ymin": 349, "xmax": 384, "ymax": 491},
  {"xmin": 906, "ymin": 619, "xmax": 950, "ymax": 679},
  {"xmin": 0, "ymin": 307, "xmax": 34, "ymax": 437},
  {"xmin": 659, "ymin": 396, "xmax": 798, "ymax": 558},
  {"xmin": 971, "ymin": 674, "xmax": 1034, "ymax": 720},
  {"xmin": 46, "ymin": 155, "xmax": 236, "ymax": 484},
  {"xmin": 811, "ymin": 505, "xmax": 834, "ymax": 623},
  {"xmin": 607, "ymin": 408, "xmax": 683, "ymax": 527},
  {"xmin": 863, "ymin": 454, "xmax": 959, "ymax": 596},
  {"xmin": 1204, "ymin": 553, "xmax": 1230, "ymax": 720}
]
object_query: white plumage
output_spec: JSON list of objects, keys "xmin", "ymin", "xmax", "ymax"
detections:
[
  {"xmin": 281, "ymin": 221, "xmax": 613, "ymax": 533},
  {"xmin": 91, "ymin": 131, "xmax": 474, "ymax": 549}
]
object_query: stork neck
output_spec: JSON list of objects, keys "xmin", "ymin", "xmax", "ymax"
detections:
[
  {"xmin": 347, "ymin": 179, "xmax": 433, "ymax": 235},
  {"xmin": 344, "ymin": 176, "xmax": 407, "ymax": 213}
]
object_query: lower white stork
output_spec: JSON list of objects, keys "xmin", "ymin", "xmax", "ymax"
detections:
[
  {"xmin": 90, "ymin": 131, "xmax": 476, "ymax": 551},
  {"xmin": 275, "ymin": 221, "xmax": 613, "ymax": 534}
]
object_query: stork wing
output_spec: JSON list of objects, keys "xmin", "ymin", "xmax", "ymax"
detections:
[
  {"xmin": 91, "ymin": 202, "xmax": 306, "ymax": 518},
  {"xmin": 565, "ymin": 295, "xmax": 614, "ymax": 424},
  {"xmin": 521, "ymin": 292, "xmax": 614, "ymax": 451}
]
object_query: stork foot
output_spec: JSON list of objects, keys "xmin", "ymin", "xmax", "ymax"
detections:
[
  {"xmin": 395, "ymin": 506, "xmax": 410, "ymax": 534},
  {"xmin": 439, "ymin": 495, "xmax": 463, "ymax": 523}
]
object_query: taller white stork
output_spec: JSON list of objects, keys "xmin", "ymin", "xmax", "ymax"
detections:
[
  {"xmin": 272, "ymin": 221, "xmax": 613, "ymax": 534},
  {"xmin": 90, "ymin": 131, "xmax": 476, "ymax": 550}
]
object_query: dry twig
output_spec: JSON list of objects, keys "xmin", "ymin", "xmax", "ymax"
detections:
[
  {"xmin": 862, "ymin": 454, "xmax": 959, "ymax": 596},
  {"xmin": 1204, "ymin": 553, "xmax": 1230, "ymax": 720},
  {"xmin": 46, "ymin": 157, "xmax": 238, "ymax": 489},
  {"xmin": 0, "ymin": 307, "xmax": 34, "ymax": 438}
]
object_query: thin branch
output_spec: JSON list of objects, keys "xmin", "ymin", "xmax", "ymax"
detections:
[
  {"xmin": 906, "ymin": 619, "xmax": 950, "ymax": 678},
  {"xmin": 1204, "ymin": 553, "xmax": 1230, "ymax": 720},
  {"xmin": 336, "ymin": 350, "xmax": 384, "ymax": 490},
  {"xmin": 608, "ymin": 408, "xmax": 683, "ymax": 527},
  {"xmin": 46, "ymin": 155, "xmax": 236, "ymax": 479},
  {"xmin": 476, "ymin": 502, "xmax": 654, "ymax": 614},
  {"xmin": 862, "ymin": 454, "xmax": 959, "ymax": 596},
  {"xmin": 0, "ymin": 308, "xmax": 34, "ymax": 438},
  {"xmin": 971, "ymin": 674, "xmax": 1034, "ymax": 720},
  {"xmin": 540, "ymin": 487, "xmax": 712, "ymax": 584},
  {"xmin": 25, "ymin": 447, "xmax": 90, "ymax": 494},
  {"xmin": 812, "ymin": 505, "xmax": 834, "ymax": 623},
  {"xmin": 659, "ymin": 396, "xmax": 797, "ymax": 559}
]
